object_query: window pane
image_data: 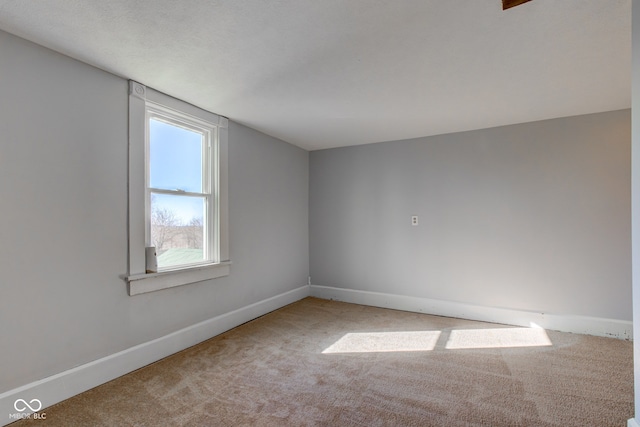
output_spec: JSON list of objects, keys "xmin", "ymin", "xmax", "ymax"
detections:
[
  {"xmin": 150, "ymin": 193, "xmax": 206, "ymax": 269},
  {"xmin": 149, "ymin": 118, "xmax": 203, "ymax": 193}
]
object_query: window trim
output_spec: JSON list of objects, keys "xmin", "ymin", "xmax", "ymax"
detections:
[{"xmin": 126, "ymin": 81, "xmax": 229, "ymax": 295}]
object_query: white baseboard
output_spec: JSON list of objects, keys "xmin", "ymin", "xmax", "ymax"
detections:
[
  {"xmin": 0, "ymin": 285, "xmax": 310, "ymax": 426},
  {"xmin": 628, "ymin": 418, "xmax": 640, "ymax": 427},
  {"xmin": 310, "ymin": 285, "xmax": 632, "ymax": 340}
]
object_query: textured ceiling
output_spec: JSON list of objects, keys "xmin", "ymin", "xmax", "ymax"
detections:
[{"xmin": 0, "ymin": 0, "xmax": 631, "ymax": 150}]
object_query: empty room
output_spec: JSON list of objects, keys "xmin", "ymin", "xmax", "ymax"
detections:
[{"xmin": 1, "ymin": 0, "xmax": 639, "ymax": 426}]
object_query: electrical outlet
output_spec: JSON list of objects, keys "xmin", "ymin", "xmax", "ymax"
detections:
[{"xmin": 411, "ymin": 215, "xmax": 419, "ymax": 226}]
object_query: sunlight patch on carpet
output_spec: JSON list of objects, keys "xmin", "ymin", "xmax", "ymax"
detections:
[
  {"xmin": 445, "ymin": 327, "xmax": 552, "ymax": 349},
  {"xmin": 322, "ymin": 331, "xmax": 441, "ymax": 354}
]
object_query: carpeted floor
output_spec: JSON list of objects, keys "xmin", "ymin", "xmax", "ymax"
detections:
[{"xmin": 13, "ymin": 297, "xmax": 633, "ymax": 426}]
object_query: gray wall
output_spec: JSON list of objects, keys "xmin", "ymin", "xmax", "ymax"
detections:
[
  {"xmin": 0, "ymin": 30, "xmax": 309, "ymax": 393},
  {"xmin": 310, "ymin": 110, "xmax": 631, "ymax": 321},
  {"xmin": 631, "ymin": 0, "xmax": 640, "ymax": 419}
]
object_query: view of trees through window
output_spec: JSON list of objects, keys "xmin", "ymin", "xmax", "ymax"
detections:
[{"xmin": 150, "ymin": 197, "xmax": 205, "ymax": 268}]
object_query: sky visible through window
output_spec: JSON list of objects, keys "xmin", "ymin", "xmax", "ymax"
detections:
[{"xmin": 149, "ymin": 118, "xmax": 205, "ymax": 224}]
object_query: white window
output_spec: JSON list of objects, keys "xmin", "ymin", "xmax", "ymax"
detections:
[
  {"xmin": 127, "ymin": 81, "xmax": 230, "ymax": 295},
  {"xmin": 146, "ymin": 103, "xmax": 215, "ymax": 268}
]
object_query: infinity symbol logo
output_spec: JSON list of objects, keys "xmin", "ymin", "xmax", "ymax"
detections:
[{"xmin": 14, "ymin": 399, "xmax": 42, "ymax": 412}]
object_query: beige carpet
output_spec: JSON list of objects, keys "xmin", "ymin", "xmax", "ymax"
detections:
[{"xmin": 13, "ymin": 297, "xmax": 633, "ymax": 426}]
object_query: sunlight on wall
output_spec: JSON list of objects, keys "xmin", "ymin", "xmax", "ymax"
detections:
[
  {"xmin": 322, "ymin": 331, "xmax": 442, "ymax": 354},
  {"xmin": 445, "ymin": 327, "xmax": 552, "ymax": 350}
]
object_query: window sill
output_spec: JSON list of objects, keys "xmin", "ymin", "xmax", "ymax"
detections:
[{"xmin": 126, "ymin": 261, "xmax": 231, "ymax": 296}]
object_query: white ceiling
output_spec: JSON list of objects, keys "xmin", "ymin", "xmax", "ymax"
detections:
[{"xmin": 0, "ymin": 0, "xmax": 631, "ymax": 150}]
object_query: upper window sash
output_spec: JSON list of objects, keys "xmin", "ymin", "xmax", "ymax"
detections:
[{"xmin": 146, "ymin": 109, "xmax": 213, "ymax": 195}]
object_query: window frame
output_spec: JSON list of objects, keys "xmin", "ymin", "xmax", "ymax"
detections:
[
  {"xmin": 126, "ymin": 81, "xmax": 230, "ymax": 295},
  {"xmin": 145, "ymin": 103, "xmax": 216, "ymax": 268}
]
